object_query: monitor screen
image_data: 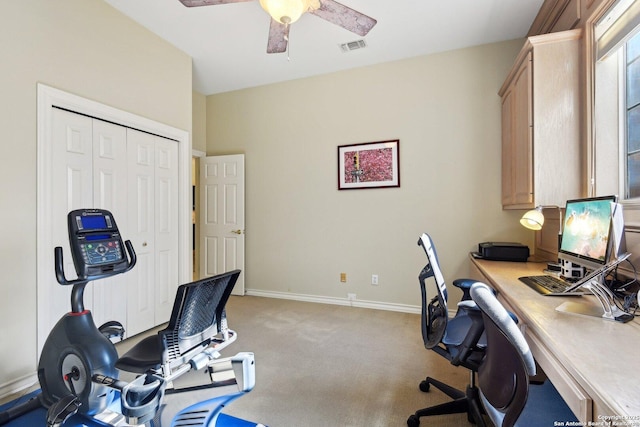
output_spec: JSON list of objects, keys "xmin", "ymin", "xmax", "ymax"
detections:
[{"xmin": 558, "ymin": 195, "xmax": 617, "ymax": 270}]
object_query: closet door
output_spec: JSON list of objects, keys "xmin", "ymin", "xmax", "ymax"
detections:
[
  {"xmin": 126, "ymin": 129, "xmax": 179, "ymax": 335},
  {"xmin": 153, "ymin": 137, "xmax": 179, "ymax": 324},
  {"xmin": 126, "ymin": 129, "xmax": 157, "ymax": 335},
  {"xmin": 50, "ymin": 110, "xmax": 128, "ymax": 330},
  {"xmin": 90, "ymin": 120, "xmax": 128, "ymax": 328},
  {"xmin": 46, "ymin": 111, "xmax": 180, "ymax": 342},
  {"xmin": 39, "ymin": 88, "xmax": 188, "ymax": 357},
  {"xmin": 49, "ymin": 109, "xmax": 93, "ymax": 327}
]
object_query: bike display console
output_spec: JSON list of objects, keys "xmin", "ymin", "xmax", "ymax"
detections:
[{"xmin": 68, "ymin": 209, "xmax": 127, "ymax": 279}]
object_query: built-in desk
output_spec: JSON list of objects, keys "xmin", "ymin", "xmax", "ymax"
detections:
[{"xmin": 470, "ymin": 256, "xmax": 640, "ymax": 424}]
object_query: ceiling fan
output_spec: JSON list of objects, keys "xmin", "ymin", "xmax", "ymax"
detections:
[{"xmin": 178, "ymin": 0, "xmax": 377, "ymax": 54}]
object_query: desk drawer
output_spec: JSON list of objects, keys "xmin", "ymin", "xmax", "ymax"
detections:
[{"xmin": 525, "ymin": 328, "xmax": 592, "ymax": 421}]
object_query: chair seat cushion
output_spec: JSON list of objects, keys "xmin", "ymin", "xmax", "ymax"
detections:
[
  {"xmin": 444, "ymin": 314, "xmax": 487, "ymax": 349},
  {"xmin": 116, "ymin": 335, "xmax": 163, "ymax": 374}
]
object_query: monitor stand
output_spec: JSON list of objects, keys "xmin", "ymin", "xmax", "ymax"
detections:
[{"xmin": 555, "ymin": 280, "xmax": 634, "ymax": 323}]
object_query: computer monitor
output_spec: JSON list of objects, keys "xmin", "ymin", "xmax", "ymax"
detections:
[{"xmin": 558, "ymin": 195, "xmax": 617, "ymax": 271}]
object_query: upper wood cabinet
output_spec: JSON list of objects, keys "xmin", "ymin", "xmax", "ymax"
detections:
[
  {"xmin": 528, "ymin": 0, "xmax": 608, "ymax": 35},
  {"xmin": 499, "ymin": 29, "xmax": 582, "ymax": 210}
]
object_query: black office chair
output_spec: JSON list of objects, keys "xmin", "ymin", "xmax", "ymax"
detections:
[
  {"xmin": 470, "ymin": 282, "xmax": 578, "ymax": 427},
  {"xmin": 407, "ymin": 233, "xmax": 488, "ymax": 427}
]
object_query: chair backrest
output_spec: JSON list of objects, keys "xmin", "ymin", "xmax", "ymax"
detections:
[
  {"xmin": 417, "ymin": 233, "xmax": 449, "ymax": 349},
  {"xmin": 470, "ymin": 282, "xmax": 536, "ymax": 427},
  {"xmin": 159, "ymin": 269, "xmax": 240, "ymax": 370}
]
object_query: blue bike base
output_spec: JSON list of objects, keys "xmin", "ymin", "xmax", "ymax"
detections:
[{"xmin": 0, "ymin": 390, "xmax": 261, "ymax": 427}]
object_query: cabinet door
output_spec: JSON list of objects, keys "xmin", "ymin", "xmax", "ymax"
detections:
[
  {"xmin": 512, "ymin": 54, "xmax": 533, "ymax": 206},
  {"xmin": 502, "ymin": 52, "xmax": 534, "ymax": 209},
  {"xmin": 502, "ymin": 88, "xmax": 515, "ymax": 206}
]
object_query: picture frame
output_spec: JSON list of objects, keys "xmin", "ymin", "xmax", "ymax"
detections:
[{"xmin": 337, "ymin": 140, "xmax": 400, "ymax": 190}]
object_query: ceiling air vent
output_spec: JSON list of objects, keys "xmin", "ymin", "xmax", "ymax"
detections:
[{"xmin": 340, "ymin": 39, "xmax": 367, "ymax": 53}]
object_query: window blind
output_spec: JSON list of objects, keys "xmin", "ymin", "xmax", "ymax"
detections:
[{"xmin": 596, "ymin": 0, "xmax": 640, "ymax": 60}]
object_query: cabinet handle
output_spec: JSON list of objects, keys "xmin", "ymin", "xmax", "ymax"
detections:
[{"xmin": 142, "ymin": 242, "xmax": 148, "ymax": 247}]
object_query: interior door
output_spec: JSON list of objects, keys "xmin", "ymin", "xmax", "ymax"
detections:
[
  {"xmin": 48, "ymin": 111, "xmax": 128, "ymax": 336},
  {"xmin": 126, "ymin": 129, "xmax": 180, "ymax": 334},
  {"xmin": 48, "ymin": 108, "xmax": 94, "ymax": 340},
  {"xmin": 199, "ymin": 154, "xmax": 245, "ymax": 295},
  {"xmin": 153, "ymin": 136, "xmax": 179, "ymax": 323},
  {"xmin": 91, "ymin": 119, "xmax": 128, "ymax": 328},
  {"xmin": 126, "ymin": 129, "xmax": 157, "ymax": 335}
]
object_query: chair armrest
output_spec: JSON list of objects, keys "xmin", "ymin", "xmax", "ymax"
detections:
[
  {"xmin": 450, "ymin": 308, "xmax": 485, "ymax": 367},
  {"xmin": 453, "ymin": 278, "xmax": 476, "ymax": 301},
  {"xmin": 457, "ymin": 300, "xmax": 479, "ymax": 311},
  {"xmin": 454, "ymin": 279, "xmax": 500, "ymax": 301}
]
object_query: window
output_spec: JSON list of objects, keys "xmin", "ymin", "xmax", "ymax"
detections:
[
  {"xmin": 592, "ymin": 0, "xmax": 640, "ymax": 203},
  {"xmin": 625, "ymin": 32, "xmax": 640, "ymax": 198}
]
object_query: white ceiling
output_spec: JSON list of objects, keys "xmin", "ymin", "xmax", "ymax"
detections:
[{"xmin": 103, "ymin": 0, "xmax": 545, "ymax": 95}]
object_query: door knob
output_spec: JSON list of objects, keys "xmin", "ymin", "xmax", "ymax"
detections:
[{"xmin": 231, "ymin": 229, "xmax": 244, "ymax": 235}]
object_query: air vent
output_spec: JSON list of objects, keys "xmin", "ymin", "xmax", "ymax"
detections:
[{"xmin": 340, "ymin": 39, "xmax": 367, "ymax": 52}]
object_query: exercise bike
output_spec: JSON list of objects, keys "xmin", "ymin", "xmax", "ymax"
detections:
[{"xmin": 0, "ymin": 208, "xmax": 259, "ymax": 427}]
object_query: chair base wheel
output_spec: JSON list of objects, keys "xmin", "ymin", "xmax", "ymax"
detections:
[
  {"xmin": 419, "ymin": 380, "xmax": 430, "ymax": 392},
  {"xmin": 407, "ymin": 414, "xmax": 420, "ymax": 427}
]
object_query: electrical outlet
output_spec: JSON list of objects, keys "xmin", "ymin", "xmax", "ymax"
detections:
[
  {"xmin": 347, "ymin": 293, "xmax": 356, "ymax": 301},
  {"xmin": 340, "ymin": 272, "xmax": 347, "ymax": 283},
  {"xmin": 371, "ymin": 274, "xmax": 379, "ymax": 285}
]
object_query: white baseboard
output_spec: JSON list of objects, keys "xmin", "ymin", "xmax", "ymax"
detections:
[
  {"xmin": 0, "ymin": 372, "xmax": 38, "ymax": 401},
  {"xmin": 244, "ymin": 289, "xmax": 421, "ymax": 314}
]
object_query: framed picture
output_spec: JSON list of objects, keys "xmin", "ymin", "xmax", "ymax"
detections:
[{"xmin": 337, "ymin": 140, "xmax": 400, "ymax": 190}]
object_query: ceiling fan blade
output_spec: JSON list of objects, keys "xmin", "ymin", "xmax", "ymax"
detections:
[
  {"xmin": 309, "ymin": 0, "xmax": 377, "ymax": 36},
  {"xmin": 178, "ymin": 0, "xmax": 252, "ymax": 7},
  {"xmin": 267, "ymin": 19, "xmax": 289, "ymax": 54}
]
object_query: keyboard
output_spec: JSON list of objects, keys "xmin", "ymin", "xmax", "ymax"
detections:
[{"xmin": 518, "ymin": 275, "xmax": 583, "ymax": 295}]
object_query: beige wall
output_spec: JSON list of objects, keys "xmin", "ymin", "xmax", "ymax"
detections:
[
  {"xmin": 0, "ymin": 0, "xmax": 191, "ymax": 391},
  {"xmin": 206, "ymin": 39, "xmax": 534, "ymax": 308},
  {"xmin": 193, "ymin": 91, "xmax": 207, "ymax": 153}
]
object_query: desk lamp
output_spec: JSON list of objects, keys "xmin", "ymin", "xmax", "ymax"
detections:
[
  {"xmin": 520, "ymin": 205, "xmax": 564, "ymax": 258},
  {"xmin": 520, "ymin": 205, "xmax": 561, "ymax": 231}
]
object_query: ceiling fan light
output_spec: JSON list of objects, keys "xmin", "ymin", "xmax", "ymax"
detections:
[{"xmin": 259, "ymin": 0, "xmax": 311, "ymax": 24}]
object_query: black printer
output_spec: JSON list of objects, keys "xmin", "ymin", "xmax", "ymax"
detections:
[{"xmin": 474, "ymin": 242, "xmax": 529, "ymax": 262}]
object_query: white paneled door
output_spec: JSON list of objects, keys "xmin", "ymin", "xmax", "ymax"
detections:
[
  {"xmin": 50, "ymin": 111, "xmax": 129, "ymax": 329},
  {"xmin": 90, "ymin": 119, "xmax": 128, "ymax": 328},
  {"xmin": 126, "ymin": 129, "xmax": 157, "ymax": 335},
  {"xmin": 50, "ymin": 108, "xmax": 94, "ymax": 325},
  {"xmin": 199, "ymin": 155, "xmax": 245, "ymax": 295},
  {"xmin": 126, "ymin": 129, "xmax": 179, "ymax": 335},
  {"xmin": 46, "ymin": 109, "xmax": 179, "ymax": 346},
  {"xmin": 37, "ymin": 84, "xmax": 191, "ymax": 359}
]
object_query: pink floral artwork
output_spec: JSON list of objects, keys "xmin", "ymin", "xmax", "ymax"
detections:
[
  {"xmin": 344, "ymin": 148, "xmax": 393, "ymax": 183},
  {"xmin": 338, "ymin": 140, "xmax": 399, "ymax": 189}
]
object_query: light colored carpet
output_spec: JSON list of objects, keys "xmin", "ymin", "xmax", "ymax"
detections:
[
  {"xmin": 218, "ymin": 295, "xmax": 476, "ymax": 427},
  {"xmin": 2, "ymin": 296, "xmax": 479, "ymax": 426}
]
